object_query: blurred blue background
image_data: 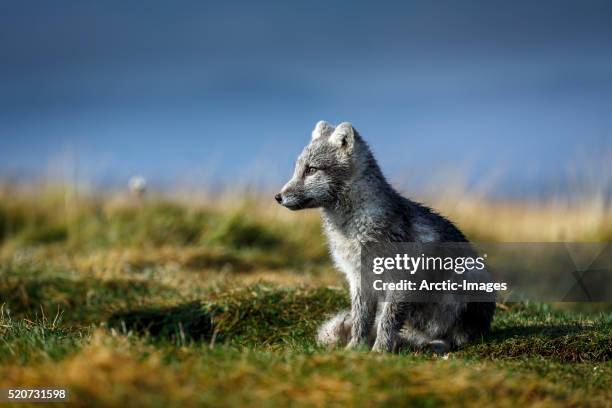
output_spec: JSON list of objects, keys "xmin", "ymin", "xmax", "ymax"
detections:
[{"xmin": 1, "ymin": 0, "xmax": 611, "ymax": 197}]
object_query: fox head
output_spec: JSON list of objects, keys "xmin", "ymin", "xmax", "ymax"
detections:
[{"xmin": 275, "ymin": 121, "xmax": 363, "ymax": 210}]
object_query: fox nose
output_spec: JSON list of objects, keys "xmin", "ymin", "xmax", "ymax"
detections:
[{"xmin": 274, "ymin": 193, "xmax": 282, "ymax": 204}]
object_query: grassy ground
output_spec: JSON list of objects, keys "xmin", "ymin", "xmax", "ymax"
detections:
[{"xmin": 0, "ymin": 186, "xmax": 611, "ymax": 407}]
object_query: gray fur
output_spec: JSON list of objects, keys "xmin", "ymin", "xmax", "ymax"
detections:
[{"xmin": 277, "ymin": 121, "xmax": 495, "ymax": 352}]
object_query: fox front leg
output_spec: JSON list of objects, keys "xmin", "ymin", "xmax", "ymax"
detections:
[
  {"xmin": 346, "ymin": 288, "xmax": 376, "ymax": 350},
  {"xmin": 372, "ymin": 300, "xmax": 402, "ymax": 353}
]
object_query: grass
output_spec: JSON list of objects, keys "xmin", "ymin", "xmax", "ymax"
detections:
[{"xmin": 0, "ymin": 186, "xmax": 611, "ymax": 407}]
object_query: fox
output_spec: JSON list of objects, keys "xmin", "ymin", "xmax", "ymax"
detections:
[{"xmin": 275, "ymin": 121, "xmax": 495, "ymax": 353}]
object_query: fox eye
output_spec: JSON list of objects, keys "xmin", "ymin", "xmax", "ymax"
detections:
[{"xmin": 304, "ymin": 166, "xmax": 318, "ymax": 177}]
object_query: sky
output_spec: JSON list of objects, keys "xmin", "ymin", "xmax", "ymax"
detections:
[{"xmin": 1, "ymin": 0, "xmax": 611, "ymax": 197}]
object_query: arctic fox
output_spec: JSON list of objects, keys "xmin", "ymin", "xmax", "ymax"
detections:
[{"xmin": 275, "ymin": 121, "xmax": 495, "ymax": 353}]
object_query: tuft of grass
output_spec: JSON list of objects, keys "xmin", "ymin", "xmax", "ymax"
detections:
[
  {"xmin": 0, "ymin": 306, "xmax": 90, "ymax": 364},
  {"xmin": 469, "ymin": 330, "xmax": 612, "ymax": 362},
  {"xmin": 457, "ymin": 304, "xmax": 612, "ymax": 362},
  {"xmin": 206, "ymin": 286, "xmax": 349, "ymax": 347},
  {"xmin": 0, "ymin": 263, "xmax": 181, "ymax": 324},
  {"xmin": 108, "ymin": 285, "xmax": 349, "ymax": 348},
  {"xmin": 0, "ymin": 197, "xmax": 68, "ymax": 245},
  {"xmin": 206, "ymin": 212, "xmax": 282, "ymax": 250}
]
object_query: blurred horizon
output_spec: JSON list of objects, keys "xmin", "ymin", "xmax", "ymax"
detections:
[{"xmin": 1, "ymin": 1, "xmax": 611, "ymax": 199}]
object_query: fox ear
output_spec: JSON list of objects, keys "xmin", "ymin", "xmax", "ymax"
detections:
[
  {"xmin": 311, "ymin": 120, "xmax": 335, "ymax": 140},
  {"xmin": 329, "ymin": 122, "xmax": 354, "ymax": 151}
]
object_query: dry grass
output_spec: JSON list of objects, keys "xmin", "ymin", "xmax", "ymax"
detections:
[
  {"xmin": 437, "ymin": 196, "xmax": 612, "ymax": 242},
  {"xmin": 1, "ymin": 332, "xmax": 591, "ymax": 407}
]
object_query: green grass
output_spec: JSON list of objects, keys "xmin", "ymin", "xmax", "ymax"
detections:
[{"xmin": 0, "ymin": 193, "xmax": 611, "ymax": 407}]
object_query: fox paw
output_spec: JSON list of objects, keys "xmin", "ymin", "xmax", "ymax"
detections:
[
  {"xmin": 428, "ymin": 340, "xmax": 449, "ymax": 355},
  {"xmin": 345, "ymin": 339, "xmax": 368, "ymax": 351},
  {"xmin": 371, "ymin": 342, "xmax": 386, "ymax": 353}
]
